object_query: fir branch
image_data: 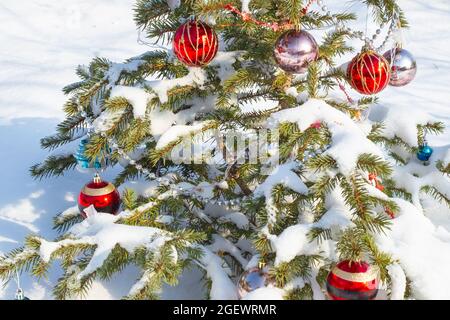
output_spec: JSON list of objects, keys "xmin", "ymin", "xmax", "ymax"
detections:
[
  {"xmin": 363, "ymin": 0, "xmax": 408, "ymax": 27},
  {"xmin": 272, "ymin": 255, "xmax": 321, "ymax": 287},
  {"xmin": 421, "ymin": 185, "xmax": 450, "ymax": 208},
  {"xmin": 278, "ymin": 0, "xmax": 304, "ymax": 28},
  {"xmin": 336, "ymin": 227, "xmax": 366, "ymax": 261},
  {"xmin": 30, "ymin": 154, "xmax": 77, "ymax": 180},
  {"xmin": 122, "ymin": 189, "xmax": 139, "ymax": 210},
  {"xmin": 437, "ymin": 160, "xmax": 450, "ymax": 176},
  {"xmin": 417, "ymin": 122, "xmax": 445, "ymax": 145},
  {"xmin": 308, "ymin": 227, "xmax": 332, "ymax": 244},
  {"xmin": 96, "ymin": 245, "xmax": 132, "ymax": 281},
  {"xmin": 56, "ymin": 114, "xmax": 86, "ymax": 136},
  {"xmin": 144, "ymin": 16, "xmax": 179, "ymax": 45},
  {"xmin": 307, "ymin": 154, "xmax": 337, "ymax": 172},
  {"xmin": 356, "ymin": 153, "xmax": 392, "ymax": 178},
  {"xmin": 53, "ymin": 260, "xmax": 96, "ymax": 300},
  {"xmin": 40, "ymin": 132, "xmax": 75, "ymax": 151},
  {"xmin": 53, "ymin": 211, "xmax": 83, "ymax": 234},
  {"xmin": 63, "ymin": 99, "xmax": 81, "ymax": 116},
  {"xmin": 285, "ymin": 284, "xmax": 313, "ymax": 300},
  {"xmin": 362, "ymin": 233, "xmax": 393, "ymax": 282},
  {"xmin": 134, "ymin": 0, "xmax": 171, "ymax": 29},
  {"xmin": 117, "ymin": 118, "xmax": 151, "ymax": 153},
  {"xmin": 389, "ymin": 152, "xmax": 407, "ymax": 166},
  {"xmin": 149, "ymin": 121, "xmax": 219, "ymax": 166},
  {"xmin": 307, "ymin": 62, "xmax": 320, "ymax": 98},
  {"xmin": 0, "ymin": 241, "xmax": 41, "ymax": 281},
  {"xmin": 83, "ymin": 135, "xmax": 109, "ymax": 162},
  {"xmin": 114, "ymin": 165, "xmax": 143, "ymax": 186},
  {"xmin": 320, "ymin": 29, "xmax": 355, "ymax": 64}
]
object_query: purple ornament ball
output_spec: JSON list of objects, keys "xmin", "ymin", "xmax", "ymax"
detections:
[{"xmin": 274, "ymin": 29, "xmax": 319, "ymax": 74}]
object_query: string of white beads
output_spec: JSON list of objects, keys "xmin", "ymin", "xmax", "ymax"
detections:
[
  {"xmin": 76, "ymin": 103, "xmax": 247, "ymax": 207},
  {"xmin": 315, "ymin": 1, "xmax": 399, "ymax": 52}
]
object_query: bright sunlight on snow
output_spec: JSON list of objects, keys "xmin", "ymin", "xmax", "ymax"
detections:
[{"xmin": 0, "ymin": 0, "xmax": 449, "ymax": 300}]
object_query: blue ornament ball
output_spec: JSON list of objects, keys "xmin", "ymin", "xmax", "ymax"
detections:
[
  {"xmin": 417, "ymin": 145, "xmax": 433, "ymax": 162},
  {"xmin": 74, "ymin": 138, "xmax": 110, "ymax": 171}
]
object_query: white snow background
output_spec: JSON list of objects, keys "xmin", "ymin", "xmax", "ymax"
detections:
[{"xmin": 0, "ymin": 0, "xmax": 449, "ymax": 299}]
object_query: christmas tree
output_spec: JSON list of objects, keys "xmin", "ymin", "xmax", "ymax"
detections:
[{"xmin": 1, "ymin": 0, "xmax": 449, "ymax": 300}]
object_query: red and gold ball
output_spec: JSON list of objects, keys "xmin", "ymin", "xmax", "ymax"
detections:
[
  {"xmin": 326, "ymin": 260, "xmax": 379, "ymax": 300},
  {"xmin": 173, "ymin": 20, "xmax": 218, "ymax": 67},
  {"xmin": 78, "ymin": 174, "xmax": 121, "ymax": 218},
  {"xmin": 347, "ymin": 50, "xmax": 391, "ymax": 95}
]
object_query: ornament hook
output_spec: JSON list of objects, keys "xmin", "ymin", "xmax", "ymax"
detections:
[
  {"xmin": 93, "ymin": 173, "xmax": 102, "ymax": 183},
  {"xmin": 14, "ymin": 270, "xmax": 28, "ymax": 300}
]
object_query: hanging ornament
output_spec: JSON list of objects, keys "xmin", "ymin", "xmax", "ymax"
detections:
[
  {"xmin": 173, "ymin": 20, "xmax": 218, "ymax": 67},
  {"xmin": 74, "ymin": 138, "xmax": 110, "ymax": 172},
  {"xmin": 15, "ymin": 288, "xmax": 30, "ymax": 300},
  {"xmin": 78, "ymin": 174, "xmax": 121, "ymax": 218},
  {"xmin": 368, "ymin": 173, "xmax": 395, "ymax": 219},
  {"xmin": 237, "ymin": 267, "xmax": 275, "ymax": 299},
  {"xmin": 383, "ymin": 48, "xmax": 417, "ymax": 87},
  {"xmin": 14, "ymin": 271, "xmax": 30, "ymax": 300},
  {"xmin": 368, "ymin": 173, "xmax": 384, "ymax": 191},
  {"xmin": 417, "ymin": 143, "xmax": 433, "ymax": 162},
  {"xmin": 347, "ymin": 50, "xmax": 391, "ymax": 95},
  {"xmin": 326, "ymin": 260, "xmax": 379, "ymax": 300},
  {"xmin": 273, "ymin": 29, "xmax": 319, "ymax": 74}
]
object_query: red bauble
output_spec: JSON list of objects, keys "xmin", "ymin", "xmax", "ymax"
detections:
[
  {"xmin": 173, "ymin": 20, "xmax": 218, "ymax": 67},
  {"xmin": 347, "ymin": 51, "xmax": 391, "ymax": 95},
  {"xmin": 326, "ymin": 260, "xmax": 379, "ymax": 300},
  {"xmin": 78, "ymin": 174, "xmax": 121, "ymax": 217}
]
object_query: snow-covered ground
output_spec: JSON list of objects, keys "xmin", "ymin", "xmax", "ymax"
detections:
[{"xmin": 0, "ymin": 0, "xmax": 448, "ymax": 299}]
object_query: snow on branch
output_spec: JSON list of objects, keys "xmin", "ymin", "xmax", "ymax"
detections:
[
  {"xmin": 267, "ymin": 99, "xmax": 384, "ymax": 175},
  {"xmin": 254, "ymin": 162, "xmax": 308, "ymax": 198},
  {"xmin": 387, "ymin": 263, "xmax": 406, "ymax": 300},
  {"xmin": 196, "ymin": 245, "xmax": 239, "ymax": 300},
  {"xmin": 254, "ymin": 161, "xmax": 308, "ymax": 227},
  {"xmin": 109, "ymin": 67, "xmax": 207, "ymax": 119},
  {"xmin": 55, "ymin": 206, "xmax": 80, "ymax": 224},
  {"xmin": 155, "ymin": 121, "xmax": 216, "ymax": 150},
  {"xmin": 208, "ymin": 234, "xmax": 249, "ymax": 267},
  {"xmin": 269, "ymin": 188, "xmax": 353, "ymax": 265},
  {"xmin": 392, "ymin": 161, "xmax": 450, "ymax": 208},
  {"xmin": 376, "ymin": 199, "xmax": 450, "ymax": 299},
  {"xmin": 377, "ymin": 104, "xmax": 437, "ymax": 146},
  {"xmin": 106, "ymin": 57, "xmax": 149, "ymax": 85},
  {"xmin": 166, "ymin": 0, "xmax": 180, "ymax": 10},
  {"xmin": 40, "ymin": 213, "xmax": 171, "ymax": 279}
]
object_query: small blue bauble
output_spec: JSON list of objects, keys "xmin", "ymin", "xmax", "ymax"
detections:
[
  {"xmin": 417, "ymin": 145, "xmax": 433, "ymax": 162},
  {"xmin": 74, "ymin": 139, "xmax": 109, "ymax": 170}
]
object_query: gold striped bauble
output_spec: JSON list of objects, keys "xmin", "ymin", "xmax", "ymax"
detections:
[
  {"xmin": 347, "ymin": 50, "xmax": 391, "ymax": 95},
  {"xmin": 173, "ymin": 20, "xmax": 218, "ymax": 67}
]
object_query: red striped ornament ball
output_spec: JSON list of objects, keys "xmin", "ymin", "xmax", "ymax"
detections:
[
  {"xmin": 326, "ymin": 260, "xmax": 379, "ymax": 300},
  {"xmin": 173, "ymin": 20, "xmax": 219, "ymax": 67},
  {"xmin": 347, "ymin": 50, "xmax": 391, "ymax": 95}
]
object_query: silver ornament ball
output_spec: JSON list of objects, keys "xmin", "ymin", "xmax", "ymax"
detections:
[
  {"xmin": 274, "ymin": 29, "xmax": 319, "ymax": 74},
  {"xmin": 237, "ymin": 267, "xmax": 275, "ymax": 299},
  {"xmin": 383, "ymin": 48, "xmax": 417, "ymax": 87}
]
